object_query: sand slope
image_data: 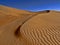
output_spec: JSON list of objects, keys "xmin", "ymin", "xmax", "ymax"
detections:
[
  {"xmin": 20, "ymin": 11, "xmax": 60, "ymax": 45},
  {"xmin": 0, "ymin": 5, "xmax": 35, "ymax": 45},
  {"xmin": 0, "ymin": 5, "xmax": 60, "ymax": 45}
]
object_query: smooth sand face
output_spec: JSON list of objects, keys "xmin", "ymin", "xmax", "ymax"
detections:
[
  {"xmin": 0, "ymin": 5, "xmax": 60, "ymax": 45},
  {"xmin": 0, "ymin": 5, "xmax": 35, "ymax": 45}
]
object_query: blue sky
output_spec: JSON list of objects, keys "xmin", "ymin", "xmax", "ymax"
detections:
[{"xmin": 0, "ymin": 0, "xmax": 60, "ymax": 11}]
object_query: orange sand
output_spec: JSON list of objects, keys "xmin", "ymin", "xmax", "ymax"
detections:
[{"xmin": 0, "ymin": 5, "xmax": 60, "ymax": 45}]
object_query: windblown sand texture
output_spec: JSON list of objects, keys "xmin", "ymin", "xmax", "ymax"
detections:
[{"xmin": 0, "ymin": 5, "xmax": 60, "ymax": 45}]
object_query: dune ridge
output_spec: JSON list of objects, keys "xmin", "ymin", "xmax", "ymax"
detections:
[{"xmin": 0, "ymin": 5, "xmax": 60, "ymax": 45}]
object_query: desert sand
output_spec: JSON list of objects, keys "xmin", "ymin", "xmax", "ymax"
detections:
[{"xmin": 0, "ymin": 5, "xmax": 60, "ymax": 45}]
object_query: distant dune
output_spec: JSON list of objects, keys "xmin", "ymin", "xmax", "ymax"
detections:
[{"xmin": 0, "ymin": 5, "xmax": 60, "ymax": 45}]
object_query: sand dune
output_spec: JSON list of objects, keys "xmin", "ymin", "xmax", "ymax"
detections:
[{"xmin": 0, "ymin": 5, "xmax": 60, "ymax": 45}]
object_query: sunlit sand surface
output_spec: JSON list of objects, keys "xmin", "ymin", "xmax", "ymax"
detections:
[{"xmin": 0, "ymin": 5, "xmax": 60, "ymax": 45}]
